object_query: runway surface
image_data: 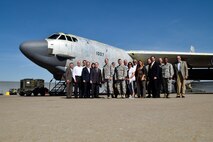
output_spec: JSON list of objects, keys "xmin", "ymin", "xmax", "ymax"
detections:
[{"xmin": 0, "ymin": 94, "xmax": 213, "ymax": 142}]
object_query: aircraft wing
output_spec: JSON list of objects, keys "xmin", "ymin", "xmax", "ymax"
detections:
[
  {"xmin": 127, "ymin": 50, "xmax": 213, "ymax": 68},
  {"xmin": 127, "ymin": 50, "xmax": 213, "ymax": 80}
]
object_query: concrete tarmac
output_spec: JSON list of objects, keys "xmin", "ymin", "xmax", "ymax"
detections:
[{"xmin": 0, "ymin": 94, "xmax": 213, "ymax": 142}]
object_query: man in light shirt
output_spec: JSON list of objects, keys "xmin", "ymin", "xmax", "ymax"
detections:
[
  {"xmin": 174, "ymin": 56, "xmax": 188, "ymax": 98},
  {"xmin": 73, "ymin": 60, "xmax": 83, "ymax": 98}
]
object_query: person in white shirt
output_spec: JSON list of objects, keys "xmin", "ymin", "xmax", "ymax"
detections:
[
  {"xmin": 132, "ymin": 59, "xmax": 138, "ymax": 95},
  {"xmin": 73, "ymin": 60, "xmax": 83, "ymax": 98},
  {"xmin": 133, "ymin": 59, "xmax": 138, "ymax": 72},
  {"xmin": 127, "ymin": 62, "xmax": 136, "ymax": 98}
]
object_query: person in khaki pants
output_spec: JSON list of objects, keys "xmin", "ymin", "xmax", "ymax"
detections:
[
  {"xmin": 174, "ymin": 56, "xmax": 188, "ymax": 98},
  {"xmin": 66, "ymin": 63, "xmax": 74, "ymax": 99}
]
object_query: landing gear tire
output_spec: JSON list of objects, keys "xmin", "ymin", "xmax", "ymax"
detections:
[
  {"xmin": 26, "ymin": 92, "xmax": 32, "ymax": 96},
  {"xmin": 19, "ymin": 92, "xmax": 25, "ymax": 96},
  {"xmin": 39, "ymin": 88, "xmax": 45, "ymax": 96}
]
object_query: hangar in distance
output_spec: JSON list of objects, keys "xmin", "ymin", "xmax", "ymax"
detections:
[{"xmin": 20, "ymin": 32, "xmax": 213, "ymax": 80}]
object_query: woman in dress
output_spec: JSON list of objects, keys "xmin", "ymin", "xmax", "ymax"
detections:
[{"xmin": 135, "ymin": 60, "xmax": 147, "ymax": 98}]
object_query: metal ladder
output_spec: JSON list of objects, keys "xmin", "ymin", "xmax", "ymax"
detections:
[{"xmin": 49, "ymin": 79, "xmax": 66, "ymax": 96}]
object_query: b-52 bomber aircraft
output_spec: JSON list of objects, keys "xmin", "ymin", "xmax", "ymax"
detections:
[{"xmin": 20, "ymin": 32, "xmax": 213, "ymax": 80}]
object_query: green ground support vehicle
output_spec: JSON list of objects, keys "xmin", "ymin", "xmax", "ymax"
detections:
[{"xmin": 18, "ymin": 79, "xmax": 48, "ymax": 96}]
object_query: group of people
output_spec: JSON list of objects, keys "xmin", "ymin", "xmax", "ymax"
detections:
[
  {"xmin": 65, "ymin": 61, "xmax": 101, "ymax": 98},
  {"xmin": 65, "ymin": 55, "xmax": 188, "ymax": 99}
]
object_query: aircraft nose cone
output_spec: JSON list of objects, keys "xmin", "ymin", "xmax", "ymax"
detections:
[
  {"xmin": 20, "ymin": 40, "xmax": 48, "ymax": 57},
  {"xmin": 20, "ymin": 41, "xmax": 30, "ymax": 55}
]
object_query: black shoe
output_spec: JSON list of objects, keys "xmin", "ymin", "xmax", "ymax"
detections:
[
  {"xmin": 176, "ymin": 96, "xmax": 180, "ymax": 98},
  {"xmin": 182, "ymin": 96, "xmax": 185, "ymax": 98}
]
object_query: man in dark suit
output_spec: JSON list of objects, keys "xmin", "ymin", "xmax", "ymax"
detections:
[
  {"xmin": 158, "ymin": 57, "xmax": 163, "ymax": 95},
  {"xmin": 148, "ymin": 56, "xmax": 160, "ymax": 98},
  {"xmin": 65, "ymin": 63, "xmax": 74, "ymax": 98},
  {"xmin": 146, "ymin": 58, "xmax": 152, "ymax": 98},
  {"xmin": 82, "ymin": 61, "xmax": 91, "ymax": 98},
  {"xmin": 90, "ymin": 62, "xmax": 102, "ymax": 98}
]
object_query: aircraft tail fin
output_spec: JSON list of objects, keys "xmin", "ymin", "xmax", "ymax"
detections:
[{"xmin": 190, "ymin": 45, "xmax": 195, "ymax": 53}]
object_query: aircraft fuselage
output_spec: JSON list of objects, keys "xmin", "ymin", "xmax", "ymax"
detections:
[{"xmin": 20, "ymin": 33, "xmax": 132, "ymax": 80}]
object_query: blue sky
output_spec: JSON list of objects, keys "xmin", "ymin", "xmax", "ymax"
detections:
[{"xmin": 0, "ymin": 0, "xmax": 213, "ymax": 81}]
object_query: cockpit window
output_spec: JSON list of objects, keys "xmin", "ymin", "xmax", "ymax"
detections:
[
  {"xmin": 48, "ymin": 34, "xmax": 60, "ymax": 39},
  {"xmin": 58, "ymin": 35, "xmax": 66, "ymax": 40},
  {"xmin": 72, "ymin": 37, "xmax": 78, "ymax": 42},
  {"xmin": 66, "ymin": 36, "xmax": 73, "ymax": 42}
]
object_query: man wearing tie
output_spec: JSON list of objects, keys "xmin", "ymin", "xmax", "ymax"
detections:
[
  {"xmin": 174, "ymin": 56, "xmax": 188, "ymax": 98},
  {"xmin": 65, "ymin": 63, "xmax": 74, "ymax": 99},
  {"xmin": 146, "ymin": 58, "xmax": 152, "ymax": 98},
  {"xmin": 82, "ymin": 61, "xmax": 91, "ymax": 98},
  {"xmin": 148, "ymin": 56, "xmax": 160, "ymax": 98}
]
